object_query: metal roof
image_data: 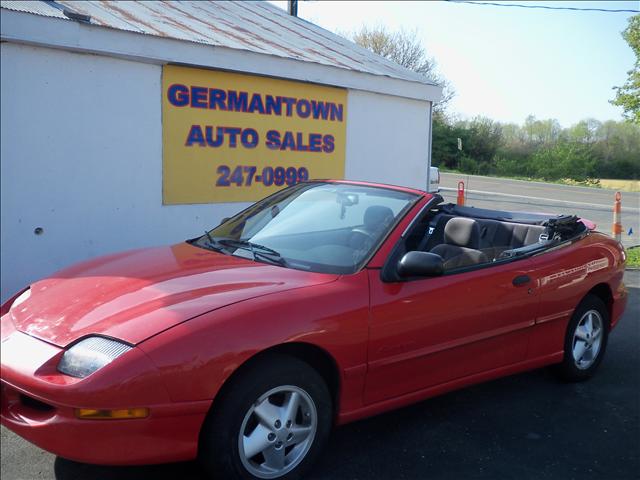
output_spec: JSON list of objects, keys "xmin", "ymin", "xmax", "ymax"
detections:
[
  {"xmin": 0, "ymin": 0, "xmax": 435, "ymax": 86},
  {"xmin": 1, "ymin": 0, "xmax": 67, "ymax": 19}
]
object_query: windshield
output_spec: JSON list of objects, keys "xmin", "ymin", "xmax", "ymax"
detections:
[{"xmin": 193, "ymin": 182, "xmax": 419, "ymax": 274}]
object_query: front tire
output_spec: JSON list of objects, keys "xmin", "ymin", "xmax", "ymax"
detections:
[
  {"xmin": 199, "ymin": 354, "xmax": 332, "ymax": 480},
  {"xmin": 556, "ymin": 294, "xmax": 609, "ymax": 382}
]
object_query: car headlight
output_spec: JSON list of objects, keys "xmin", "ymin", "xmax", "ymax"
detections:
[{"xmin": 58, "ymin": 336, "xmax": 132, "ymax": 378}]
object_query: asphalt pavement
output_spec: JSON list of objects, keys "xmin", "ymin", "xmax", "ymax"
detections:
[
  {"xmin": 438, "ymin": 173, "xmax": 640, "ymax": 248},
  {"xmin": 2, "ymin": 273, "xmax": 639, "ymax": 480}
]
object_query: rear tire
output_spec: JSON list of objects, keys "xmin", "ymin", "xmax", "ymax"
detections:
[
  {"xmin": 198, "ymin": 354, "xmax": 332, "ymax": 480},
  {"xmin": 556, "ymin": 294, "xmax": 609, "ymax": 382}
]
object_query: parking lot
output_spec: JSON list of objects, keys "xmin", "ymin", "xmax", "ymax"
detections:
[{"xmin": 2, "ymin": 271, "xmax": 638, "ymax": 480}]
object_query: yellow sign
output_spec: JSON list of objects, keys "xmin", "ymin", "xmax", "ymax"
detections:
[{"xmin": 162, "ymin": 65, "xmax": 347, "ymax": 204}]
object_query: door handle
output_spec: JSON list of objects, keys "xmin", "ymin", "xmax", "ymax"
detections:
[{"xmin": 512, "ymin": 275, "xmax": 531, "ymax": 287}]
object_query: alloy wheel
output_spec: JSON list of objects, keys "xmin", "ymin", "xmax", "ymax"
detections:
[
  {"xmin": 572, "ymin": 309, "xmax": 604, "ymax": 370},
  {"xmin": 238, "ymin": 385, "xmax": 317, "ymax": 479}
]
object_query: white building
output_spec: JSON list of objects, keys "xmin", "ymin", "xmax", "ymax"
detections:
[{"xmin": 0, "ymin": 0, "xmax": 442, "ymax": 301}]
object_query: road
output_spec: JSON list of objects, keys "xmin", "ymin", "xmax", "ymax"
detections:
[
  {"xmin": 2, "ymin": 272, "xmax": 639, "ymax": 480},
  {"xmin": 438, "ymin": 173, "xmax": 640, "ymax": 248}
]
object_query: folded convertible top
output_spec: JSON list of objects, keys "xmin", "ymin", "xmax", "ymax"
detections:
[{"xmin": 440, "ymin": 203, "xmax": 572, "ymax": 226}]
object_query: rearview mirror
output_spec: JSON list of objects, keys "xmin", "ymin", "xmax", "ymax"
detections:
[
  {"xmin": 397, "ymin": 251, "xmax": 444, "ymax": 278},
  {"xmin": 337, "ymin": 192, "xmax": 359, "ymax": 207},
  {"xmin": 219, "ymin": 217, "xmax": 230, "ymax": 225}
]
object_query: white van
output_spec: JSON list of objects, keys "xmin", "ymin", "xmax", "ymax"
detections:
[{"xmin": 428, "ymin": 166, "xmax": 440, "ymax": 193}]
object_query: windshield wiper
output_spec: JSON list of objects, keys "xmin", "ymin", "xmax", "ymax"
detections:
[
  {"xmin": 200, "ymin": 231, "xmax": 230, "ymax": 254},
  {"xmin": 217, "ymin": 239, "xmax": 279, "ymax": 256},
  {"xmin": 216, "ymin": 238, "xmax": 287, "ymax": 266}
]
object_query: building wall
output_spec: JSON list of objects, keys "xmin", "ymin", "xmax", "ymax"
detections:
[
  {"xmin": 0, "ymin": 43, "xmax": 431, "ymax": 301},
  {"xmin": 345, "ymin": 89, "xmax": 429, "ymax": 188}
]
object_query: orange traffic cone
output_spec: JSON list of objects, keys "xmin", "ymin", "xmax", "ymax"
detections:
[
  {"xmin": 612, "ymin": 191, "xmax": 622, "ymax": 242},
  {"xmin": 457, "ymin": 181, "xmax": 465, "ymax": 206}
]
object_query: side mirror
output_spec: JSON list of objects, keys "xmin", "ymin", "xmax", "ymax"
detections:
[
  {"xmin": 397, "ymin": 251, "xmax": 444, "ymax": 278},
  {"xmin": 219, "ymin": 217, "xmax": 230, "ymax": 225}
]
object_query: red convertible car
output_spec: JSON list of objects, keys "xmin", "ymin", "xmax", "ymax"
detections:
[{"xmin": 1, "ymin": 180, "xmax": 628, "ymax": 479}]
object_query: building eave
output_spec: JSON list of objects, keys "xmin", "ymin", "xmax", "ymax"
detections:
[{"xmin": 0, "ymin": 8, "xmax": 443, "ymax": 102}]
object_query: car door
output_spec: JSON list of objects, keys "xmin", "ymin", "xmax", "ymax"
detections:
[{"xmin": 364, "ymin": 258, "xmax": 540, "ymax": 405}]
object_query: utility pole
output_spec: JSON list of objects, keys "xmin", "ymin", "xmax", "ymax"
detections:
[
  {"xmin": 426, "ymin": 102, "xmax": 433, "ymax": 192},
  {"xmin": 288, "ymin": 0, "xmax": 298, "ymax": 16}
]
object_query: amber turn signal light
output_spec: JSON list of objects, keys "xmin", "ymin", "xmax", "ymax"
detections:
[{"xmin": 75, "ymin": 407, "xmax": 149, "ymax": 420}]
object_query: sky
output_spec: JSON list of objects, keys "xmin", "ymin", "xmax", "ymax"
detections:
[{"xmin": 271, "ymin": 1, "xmax": 638, "ymax": 128}]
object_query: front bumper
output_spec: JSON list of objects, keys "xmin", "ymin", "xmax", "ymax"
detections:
[{"xmin": 1, "ymin": 322, "xmax": 210, "ymax": 465}]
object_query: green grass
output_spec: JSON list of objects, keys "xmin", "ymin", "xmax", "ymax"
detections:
[{"xmin": 627, "ymin": 246, "xmax": 640, "ymax": 269}]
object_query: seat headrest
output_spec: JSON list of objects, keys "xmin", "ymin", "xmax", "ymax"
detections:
[
  {"xmin": 444, "ymin": 217, "xmax": 481, "ymax": 248},
  {"xmin": 364, "ymin": 206, "xmax": 394, "ymax": 231}
]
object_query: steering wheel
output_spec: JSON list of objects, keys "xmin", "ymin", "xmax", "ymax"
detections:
[{"xmin": 350, "ymin": 228, "xmax": 376, "ymax": 247}]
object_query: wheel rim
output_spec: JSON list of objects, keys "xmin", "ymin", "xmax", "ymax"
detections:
[
  {"xmin": 238, "ymin": 385, "xmax": 317, "ymax": 479},
  {"xmin": 572, "ymin": 309, "xmax": 604, "ymax": 370}
]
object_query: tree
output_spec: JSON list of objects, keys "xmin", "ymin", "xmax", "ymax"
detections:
[
  {"xmin": 350, "ymin": 25, "xmax": 455, "ymax": 112},
  {"xmin": 523, "ymin": 115, "xmax": 563, "ymax": 145},
  {"xmin": 530, "ymin": 142, "xmax": 596, "ymax": 182},
  {"xmin": 593, "ymin": 120, "xmax": 640, "ymax": 178},
  {"xmin": 456, "ymin": 116, "xmax": 504, "ymax": 167},
  {"xmin": 567, "ymin": 118, "xmax": 602, "ymax": 144},
  {"xmin": 611, "ymin": 15, "xmax": 640, "ymax": 124},
  {"xmin": 431, "ymin": 118, "xmax": 466, "ymax": 168}
]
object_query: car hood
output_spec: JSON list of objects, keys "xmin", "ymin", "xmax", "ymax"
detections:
[{"xmin": 8, "ymin": 243, "xmax": 338, "ymax": 347}]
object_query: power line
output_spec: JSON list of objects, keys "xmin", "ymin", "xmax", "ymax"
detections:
[{"xmin": 444, "ymin": 1, "xmax": 640, "ymax": 13}]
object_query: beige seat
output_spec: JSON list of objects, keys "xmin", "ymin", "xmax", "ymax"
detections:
[{"xmin": 430, "ymin": 217, "xmax": 489, "ymax": 270}]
